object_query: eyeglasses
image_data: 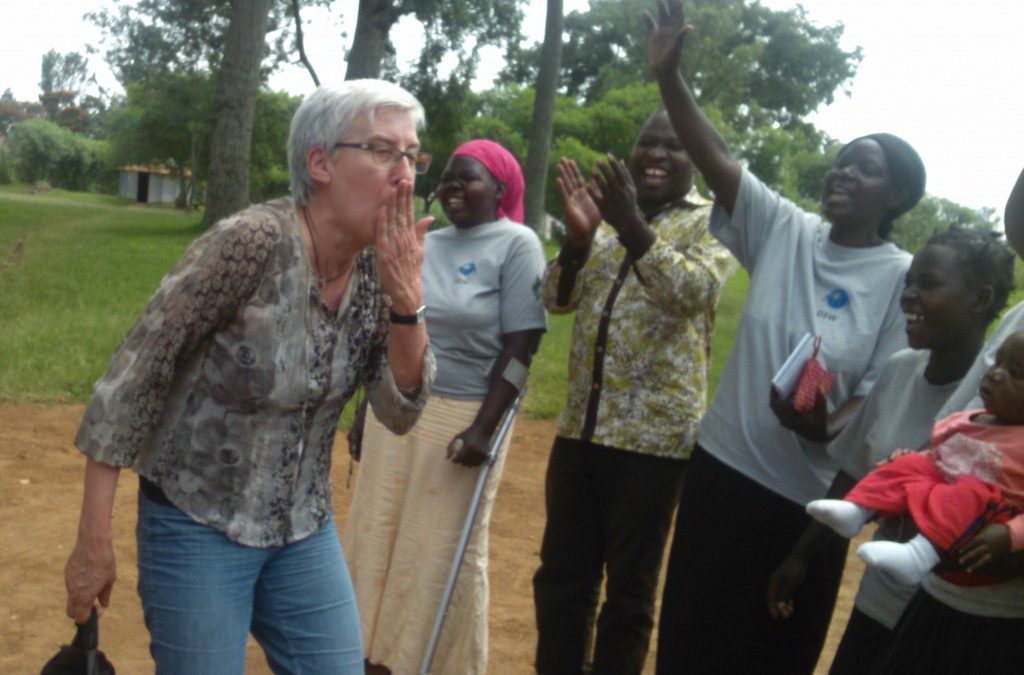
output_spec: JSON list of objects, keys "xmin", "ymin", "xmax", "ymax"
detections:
[{"xmin": 333, "ymin": 142, "xmax": 432, "ymax": 174}]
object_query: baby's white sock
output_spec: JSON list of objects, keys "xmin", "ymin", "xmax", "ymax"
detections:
[
  {"xmin": 806, "ymin": 499, "xmax": 873, "ymax": 538},
  {"xmin": 857, "ymin": 534, "xmax": 940, "ymax": 585}
]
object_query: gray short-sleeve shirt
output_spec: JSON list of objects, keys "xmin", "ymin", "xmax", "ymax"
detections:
[{"xmin": 423, "ymin": 218, "xmax": 547, "ymax": 399}]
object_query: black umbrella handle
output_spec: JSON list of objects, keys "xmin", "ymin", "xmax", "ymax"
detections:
[{"xmin": 71, "ymin": 607, "xmax": 99, "ymax": 651}]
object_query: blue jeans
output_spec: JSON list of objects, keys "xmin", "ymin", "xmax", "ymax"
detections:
[{"xmin": 136, "ymin": 488, "xmax": 364, "ymax": 674}]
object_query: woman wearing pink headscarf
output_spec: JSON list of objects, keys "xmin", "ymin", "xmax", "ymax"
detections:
[{"xmin": 343, "ymin": 140, "xmax": 546, "ymax": 674}]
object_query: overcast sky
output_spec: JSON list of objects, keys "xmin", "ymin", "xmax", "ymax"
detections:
[{"xmin": 5, "ymin": 0, "xmax": 1023, "ymax": 217}]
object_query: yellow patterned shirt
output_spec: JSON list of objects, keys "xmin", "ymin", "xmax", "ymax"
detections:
[{"xmin": 542, "ymin": 190, "xmax": 735, "ymax": 459}]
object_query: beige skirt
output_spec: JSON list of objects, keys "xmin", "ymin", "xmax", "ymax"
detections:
[{"xmin": 342, "ymin": 395, "xmax": 513, "ymax": 675}]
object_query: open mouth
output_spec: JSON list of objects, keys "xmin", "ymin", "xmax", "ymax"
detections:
[
  {"xmin": 443, "ymin": 196, "xmax": 465, "ymax": 209},
  {"xmin": 825, "ymin": 185, "xmax": 852, "ymax": 200},
  {"xmin": 904, "ymin": 311, "xmax": 924, "ymax": 324},
  {"xmin": 640, "ymin": 166, "xmax": 669, "ymax": 184}
]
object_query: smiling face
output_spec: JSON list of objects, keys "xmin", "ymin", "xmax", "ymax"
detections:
[
  {"xmin": 980, "ymin": 332, "xmax": 1024, "ymax": 425},
  {"xmin": 901, "ymin": 243, "xmax": 980, "ymax": 351},
  {"xmin": 821, "ymin": 138, "xmax": 902, "ymax": 239},
  {"xmin": 629, "ymin": 111, "xmax": 695, "ymax": 217},
  {"xmin": 436, "ymin": 155, "xmax": 504, "ymax": 228}
]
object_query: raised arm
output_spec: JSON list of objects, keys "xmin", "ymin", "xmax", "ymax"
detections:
[
  {"xmin": 1004, "ymin": 165, "xmax": 1024, "ymax": 259},
  {"xmin": 541, "ymin": 158, "xmax": 604, "ymax": 312},
  {"xmin": 645, "ymin": 0, "xmax": 742, "ymax": 212}
]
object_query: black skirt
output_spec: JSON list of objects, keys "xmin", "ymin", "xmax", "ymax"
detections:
[{"xmin": 875, "ymin": 588, "xmax": 1024, "ymax": 674}]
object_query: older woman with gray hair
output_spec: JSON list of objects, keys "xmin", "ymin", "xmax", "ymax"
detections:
[{"xmin": 62, "ymin": 79, "xmax": 436, "ymax": 674}]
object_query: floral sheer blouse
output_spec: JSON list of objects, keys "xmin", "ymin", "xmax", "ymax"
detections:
[{"xmin": 75, "ymin": 198, "xmax": 434, "ymax": 547}]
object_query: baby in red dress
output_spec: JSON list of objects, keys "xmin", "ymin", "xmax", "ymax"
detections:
[{"xmin": 808, "ymin": 331, "xmax": 1024, "ymax": 585}]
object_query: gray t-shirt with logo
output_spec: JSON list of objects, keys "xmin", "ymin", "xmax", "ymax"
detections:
[
  {"xmin": 423, "ymin": 218, "xmax": 547, "ymax": 399},
  {"xmin": 698, "ymin": 169, "xmax": 911, "ymax": 505}
]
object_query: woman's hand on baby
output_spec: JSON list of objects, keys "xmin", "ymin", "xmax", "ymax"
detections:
[
  {"xmin": 959, "ymin": 523, "xmax": 1011, "ymax": 574},
  {"xmin": 769, "ymin": 385, "xmax": 828, "ymax": 443},
  {"xmin": 765, "ymin": 553, "xmax": 807, "ymax": 620},
  {"xmin": 447, "ymin": 425, "xmax": 490, "ymax": 467}
]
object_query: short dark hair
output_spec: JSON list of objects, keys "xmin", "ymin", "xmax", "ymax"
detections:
[{"xmin": 925, "ymin": 227, "xmax": 1015, "ymax": 324}]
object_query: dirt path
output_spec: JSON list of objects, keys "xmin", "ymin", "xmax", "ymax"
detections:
[{"xmin": 0, "ymin": 404, "xmax": 866, "ymax": 673}]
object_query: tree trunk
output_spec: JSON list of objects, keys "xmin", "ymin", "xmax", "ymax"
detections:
[
  {"xmin": 202, "ymin": 0, "xmax": 272, "ymax": 227},
  {"xmin": 523, "ymin": 0, "xmax": 563, "ymax": 234},
  {"xmin": 346, "ymin": 0, "xmax": 401, "ymax": 80}
]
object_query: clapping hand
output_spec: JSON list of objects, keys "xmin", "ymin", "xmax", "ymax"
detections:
[
  {"xmin": 589, "ymin": 154, "xmax": 649, "ymax": 245},
  {"xmin": 556, "ymin": 158, "xmax": 602, "ymax": 250}
]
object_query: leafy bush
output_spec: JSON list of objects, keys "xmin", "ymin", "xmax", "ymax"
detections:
[{"xmin": 7, "ymin": 118, "xmax": 115, "ymax": 192}]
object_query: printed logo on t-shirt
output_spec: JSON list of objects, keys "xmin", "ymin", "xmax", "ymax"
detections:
[
  {"xmin": 826, "ymin": 288, "xmax": 849, "ymax": 309},
  {"xmin": 454, "ymin": 261, "xmax": 477, "ymax": 285},
  {"xmin": 816, "ymin": 287, "xmax": 849, "ymax": 322}
]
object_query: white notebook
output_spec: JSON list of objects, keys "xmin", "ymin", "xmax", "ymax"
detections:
[{"xmin": 771, "ymin": 332, "xmax": 817, "ymax": 399}]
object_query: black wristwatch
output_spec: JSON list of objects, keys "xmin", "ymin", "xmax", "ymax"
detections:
[{"xmin": 389, "ymin": 304, "xmax": 426, "ymax": 325}]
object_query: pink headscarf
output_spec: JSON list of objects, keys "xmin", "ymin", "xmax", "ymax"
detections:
[{"xmin": 450, "ymin": 139, "xmax": 525, "ymax": 224}]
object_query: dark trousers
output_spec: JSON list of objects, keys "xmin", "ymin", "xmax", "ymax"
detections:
[
  {"xmin": 656, "ymin": 447, "xmax": 847, "ymax": 675},
  {"xmin": 876, "ymin": 589, "xmax": 1024, "ymax": 675},
  {"xmin": 828, "ymin": 608, "xmax": 892, "ymax": 675},
  {"xmin": 533, "ymin": 436, "xmax": 687, "ymax": 675}
]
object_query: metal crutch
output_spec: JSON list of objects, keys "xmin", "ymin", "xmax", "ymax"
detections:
[{"xmin": 418, "ymin": 386, "xmax": 526, "ymax": 675}]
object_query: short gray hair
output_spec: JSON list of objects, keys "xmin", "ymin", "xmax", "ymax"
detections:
[{"xmin": 287, "ymin": 79, "xmax": 426, "ymax": 205}]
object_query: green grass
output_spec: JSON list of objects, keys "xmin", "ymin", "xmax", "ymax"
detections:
[{"xmin": 0, "ymin": 188, "xmax": 203, "ymax": 401}]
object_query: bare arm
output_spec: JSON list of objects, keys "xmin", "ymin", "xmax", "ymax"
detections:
[
  {"xmin": 766, "ymin": 470, "xmax": 856, "ymax": 618},
  {"xmin": 448, "ymin": 330, "xmax": 544, "ymax": 466},
  {"xmin": 64, "ymin": 458, "xmax": 120, "ymax": 623},
  {"xmin": 1004, "ymin": 166, "xmax": 1024, "ymax": 258},
  {"xmin": 645, "ymin": 0, "xmax": 742, "ymax": 212}
]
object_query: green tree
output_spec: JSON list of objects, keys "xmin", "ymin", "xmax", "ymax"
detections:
[
  {"xmin": 105, "ymin": 72, "xmax": 214, "ymax": 205},
  {"xmin": 891, "ymin": 196, "xmax": 1001, "ymax": 254},
  {"xmin": 38, "ymin": 50, "xmax": 97, "ymax": 134},
  {"xmin": 0, "ymin": 90, "xmax": 44, "ymax": 135},
  {"xmin": 502, "ymin": 0, "xmax": 859, "ymax": 133},
  {"xmin": 250, "ymin": 90, "xmax": 302, "ymax": 201}
]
